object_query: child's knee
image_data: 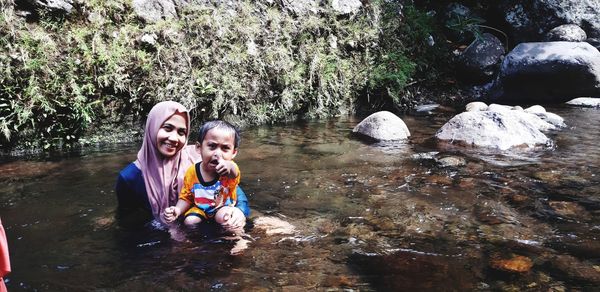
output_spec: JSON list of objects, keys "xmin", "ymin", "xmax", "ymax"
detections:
[
  {"xmin": 215, "ymin": 206, "xmax": 244, "ymax": 224},
  {"xmin": 183, "ymin": 215, "xmax": 202, "ymax": 226}
]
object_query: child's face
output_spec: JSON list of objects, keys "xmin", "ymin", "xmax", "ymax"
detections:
[
  {"xmin": 197, "ymin": 127, "xmax": 238, "ymax": 172},
  {"xmin": 156, "ymin": 112, "xmax": 187, "ymax": 158}
]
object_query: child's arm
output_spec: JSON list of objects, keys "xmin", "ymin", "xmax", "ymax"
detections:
[
  {"xmin": 215, "ymin": 159, "xmax": 239, "ymax": 179},
  {"xmin": 163, "ymin": 199, "xmax": 191, "ymax": 223}
]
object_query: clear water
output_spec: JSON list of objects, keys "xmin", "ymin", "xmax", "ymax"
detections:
[{"xmin": 1, "ymin": 105, "xmax": 599, "ymax": 290}]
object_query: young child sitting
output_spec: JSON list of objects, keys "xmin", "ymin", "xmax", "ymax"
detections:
[{"xmin": 164, "ymin": 120, "xmax": 246, "ymax": 231}]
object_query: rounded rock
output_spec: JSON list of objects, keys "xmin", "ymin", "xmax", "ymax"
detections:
[{"xmin": 353, "ymin": 111, "xmax": 411, "ymax": 141}]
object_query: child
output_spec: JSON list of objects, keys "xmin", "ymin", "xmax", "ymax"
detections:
[{"xmin": 164, "ymin": 120, "xmax": 246, "ymax": 230}]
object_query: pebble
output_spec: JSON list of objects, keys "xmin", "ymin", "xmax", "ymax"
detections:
[{"xmin": 490, "ymin": 255, "xmax": 533, "ymax": 273}]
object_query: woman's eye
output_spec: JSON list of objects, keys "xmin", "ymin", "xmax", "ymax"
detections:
[{"xmin": 178, "ymin": 129, "xmax": 187, "ymax": 136}]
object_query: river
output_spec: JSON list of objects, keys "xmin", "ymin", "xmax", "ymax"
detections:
[{"xmin": 1, "ymin": 105, "xmax": 599, "ymax": 290}]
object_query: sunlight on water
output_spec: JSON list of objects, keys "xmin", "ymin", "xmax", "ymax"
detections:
[{"xmin": 1, "ymin": 105, "xmax": 599, "ymax": 290}]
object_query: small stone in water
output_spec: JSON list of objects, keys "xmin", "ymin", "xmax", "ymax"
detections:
[
  {"xmin": 212, "ymin": 283, "xmax": 223, "ymax": 289},
  {"xmin": 507, "ymin": 194, "xmax": 529, "ymax": 204},
  {"xmin": 56, "ymin": 265, "xmax": 70, "ymax": 270},
  {"xmin": 490, "ymin": 255, "xmax": 533, "ymax": 273},
  {"xmin": 458, "ymin": 178, "xmax": 475, "ymax": 188},
  {"xmin": 548, "ymin": 201, "xmax": 589, "ymax": 219}
]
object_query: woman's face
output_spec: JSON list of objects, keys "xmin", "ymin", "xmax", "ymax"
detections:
[{"xmin": 156, "ymin": 112, "xmax": 188, "ymax": 158}]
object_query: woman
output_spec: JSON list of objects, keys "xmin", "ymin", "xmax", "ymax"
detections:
[{"xmin": 116, "ymin": 101, "xmax": 249, "ymax": 227}]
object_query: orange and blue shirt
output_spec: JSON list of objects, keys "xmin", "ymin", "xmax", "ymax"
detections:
[
  {"xmin": 179, "ymin": 161, "xmax": 241, "ymax": 219},
  {"xmin": 116, "ymin": 162, "xmax": 250, "ymax": 219}
]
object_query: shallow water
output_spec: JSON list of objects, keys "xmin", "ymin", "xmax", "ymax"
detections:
[{"xmin": 1, "ymin": 105, "xmax": 599, "ymax": 290}]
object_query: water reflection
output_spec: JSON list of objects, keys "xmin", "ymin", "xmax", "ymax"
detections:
[{"xmin": 1, "ymin": 105, "xmax": 599, "ymax": 290}]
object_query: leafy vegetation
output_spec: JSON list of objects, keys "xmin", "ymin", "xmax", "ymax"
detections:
[
  {"xmin": 445, "ymin": 9, "xmax": 508, "ymax": 51},
  {"xmin": 0, "ymin": 0, "xmax": 449, "ymax": 150}
]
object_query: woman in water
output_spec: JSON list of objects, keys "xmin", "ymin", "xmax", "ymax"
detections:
[{"xmin": 115, "ymin": 101, "xmax": 249, "ymax": 227}]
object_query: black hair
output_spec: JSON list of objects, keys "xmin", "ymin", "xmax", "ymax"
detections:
[{"xmin": 197, "ymin": 120, "xmax": 241, "ymax": 149}]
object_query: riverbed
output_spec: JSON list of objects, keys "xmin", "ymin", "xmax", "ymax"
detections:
[{"xmin": 1, "ymin": 105, "xmax": 599, "ymax": 290}]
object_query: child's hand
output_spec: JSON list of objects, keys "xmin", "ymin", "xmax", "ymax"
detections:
[
  {"xmin": 215, "ymin": 158, "xmax": 237, "ymax": 178},
  {"xmin": 163, "ymin": 206, "xmax": 181, "ymax": 223}
]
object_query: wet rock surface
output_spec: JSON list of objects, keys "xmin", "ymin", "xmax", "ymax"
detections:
[
  {"xmin": 436, "ymin": 110, "xmax": 552, "ymax": 150},
  {"xmin": 544, "ymin": 255, "xmax": 600, "ymax": 284},
  {"xmin": 436, "ymin": 102, "xmax": 566, "ymax": 150},
  {"xmin": 252, "ymin": 216, "xmax": 296, "ymax": 235},
  {"xmin": 475, "ymin": 200, "xmax": 521, "ymax": 225},
  {"xmin": 566, "ymin": 97, "xmax": 600, "ymax": 107},
  {"xmin": 490, "ymin": 255, "xmax": 534, "ymax": 273}
]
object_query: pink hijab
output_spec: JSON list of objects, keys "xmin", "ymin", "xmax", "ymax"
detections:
[{"xmin": 134, "ymin": 101, "xmax": 199, "ymax": 220}]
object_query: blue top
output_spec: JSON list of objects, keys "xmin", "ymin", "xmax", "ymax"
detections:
[{"xmin": 116, "ymin": 162, "xmax": 250, "ymax": 218}]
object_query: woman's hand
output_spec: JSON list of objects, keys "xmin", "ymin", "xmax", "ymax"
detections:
[{"xmin": 163, "ymin": 206, "xmax": 181, "ymax": 223}]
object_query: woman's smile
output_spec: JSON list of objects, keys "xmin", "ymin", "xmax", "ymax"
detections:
[{"xmin": 156, "ymin": 112, "xmax": 188, "ymax": 158}]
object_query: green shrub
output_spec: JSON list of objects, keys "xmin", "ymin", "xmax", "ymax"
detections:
[
  {"xmin": 0, "ymin": 0, "xmax": 155, "ymax": 149},
  {"xmin": 0, "ymin": 0, "xmax": 448, "ymax": 150},
  {"xmin": 360, "ymin": 2, "xmax": 449, "ymax": 112}
]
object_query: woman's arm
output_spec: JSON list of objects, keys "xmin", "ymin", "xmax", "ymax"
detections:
[
  {"xmin": 115, "ymin": 163, "xmax": 153, "ymax": 225},
  {"xmin": 235, "ymin": 186, "xmax": 250, "ymax": 217}
]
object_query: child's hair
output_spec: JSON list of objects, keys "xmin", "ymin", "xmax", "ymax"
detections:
[{"xmin": 197, "ymin": 120, "xmax": 241, "ymax": 149}]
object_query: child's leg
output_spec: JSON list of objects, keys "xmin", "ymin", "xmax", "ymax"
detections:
[
  {"xmin": 216, "ymin": 206, "xmax": 249, "ymax": 254},
  {"xmin": 183, "ymin": 215, "xmax": 202, "ymax": 225},
  {"xmin": 183, "ymin": 206, "xmax": 205, "ymax": 226},
  {"xmin": 215, "ymin": 206, "xmax": 246, "ymax": 231}
]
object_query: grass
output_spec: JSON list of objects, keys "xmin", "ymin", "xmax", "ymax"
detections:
[{"xmin": 0, "ymin": 0, "xmax": 447, "ymax": 151}]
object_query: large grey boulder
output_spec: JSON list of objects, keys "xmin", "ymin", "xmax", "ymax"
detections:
[
  {"xmin": 545, "ymin": 24, "xmax": 587, "ymax": 42},
  {"xmin": 353, "ymin": 111, "xmax": 410, "ymax": 141},
  {"xmin": 496, "ymin": 0, "xmax": 600, "ymax": 42},
  {"xmin": 587, "ymin": 38, "xmax": 600, "ymax": 51},
  {"xmin": 436, "ymin": 110, "xmax": 554, "ymax": 150},
  {"xmin": 456, "ymin": 33, "xmax": 505, "ymax": 84},
  {"xmin": 491, "ymin": 41, "xmax": 600, "ymax": 103}
]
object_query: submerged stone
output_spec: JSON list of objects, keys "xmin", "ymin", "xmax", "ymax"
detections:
[
  {"xmin": 253, "ymin": 216, "xmax": 296, "ymax": 235},
  {"xmin": 546, "ymin": 255, "xmax": 600, "ymax": 284},
  {"xmin": 548, "ymin": 201, "xmax": 590, "ymax": 221},
  {"xmin": 474, "ymin": 200, "xmax": 520, "ymax": 225},
  {"xmin": 490, "ymin": 255, "xmax": 533, "ymax": 273},
  {"xmin": 436, "ymin": 156, "xmax": 466, "ymax": 168}
]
